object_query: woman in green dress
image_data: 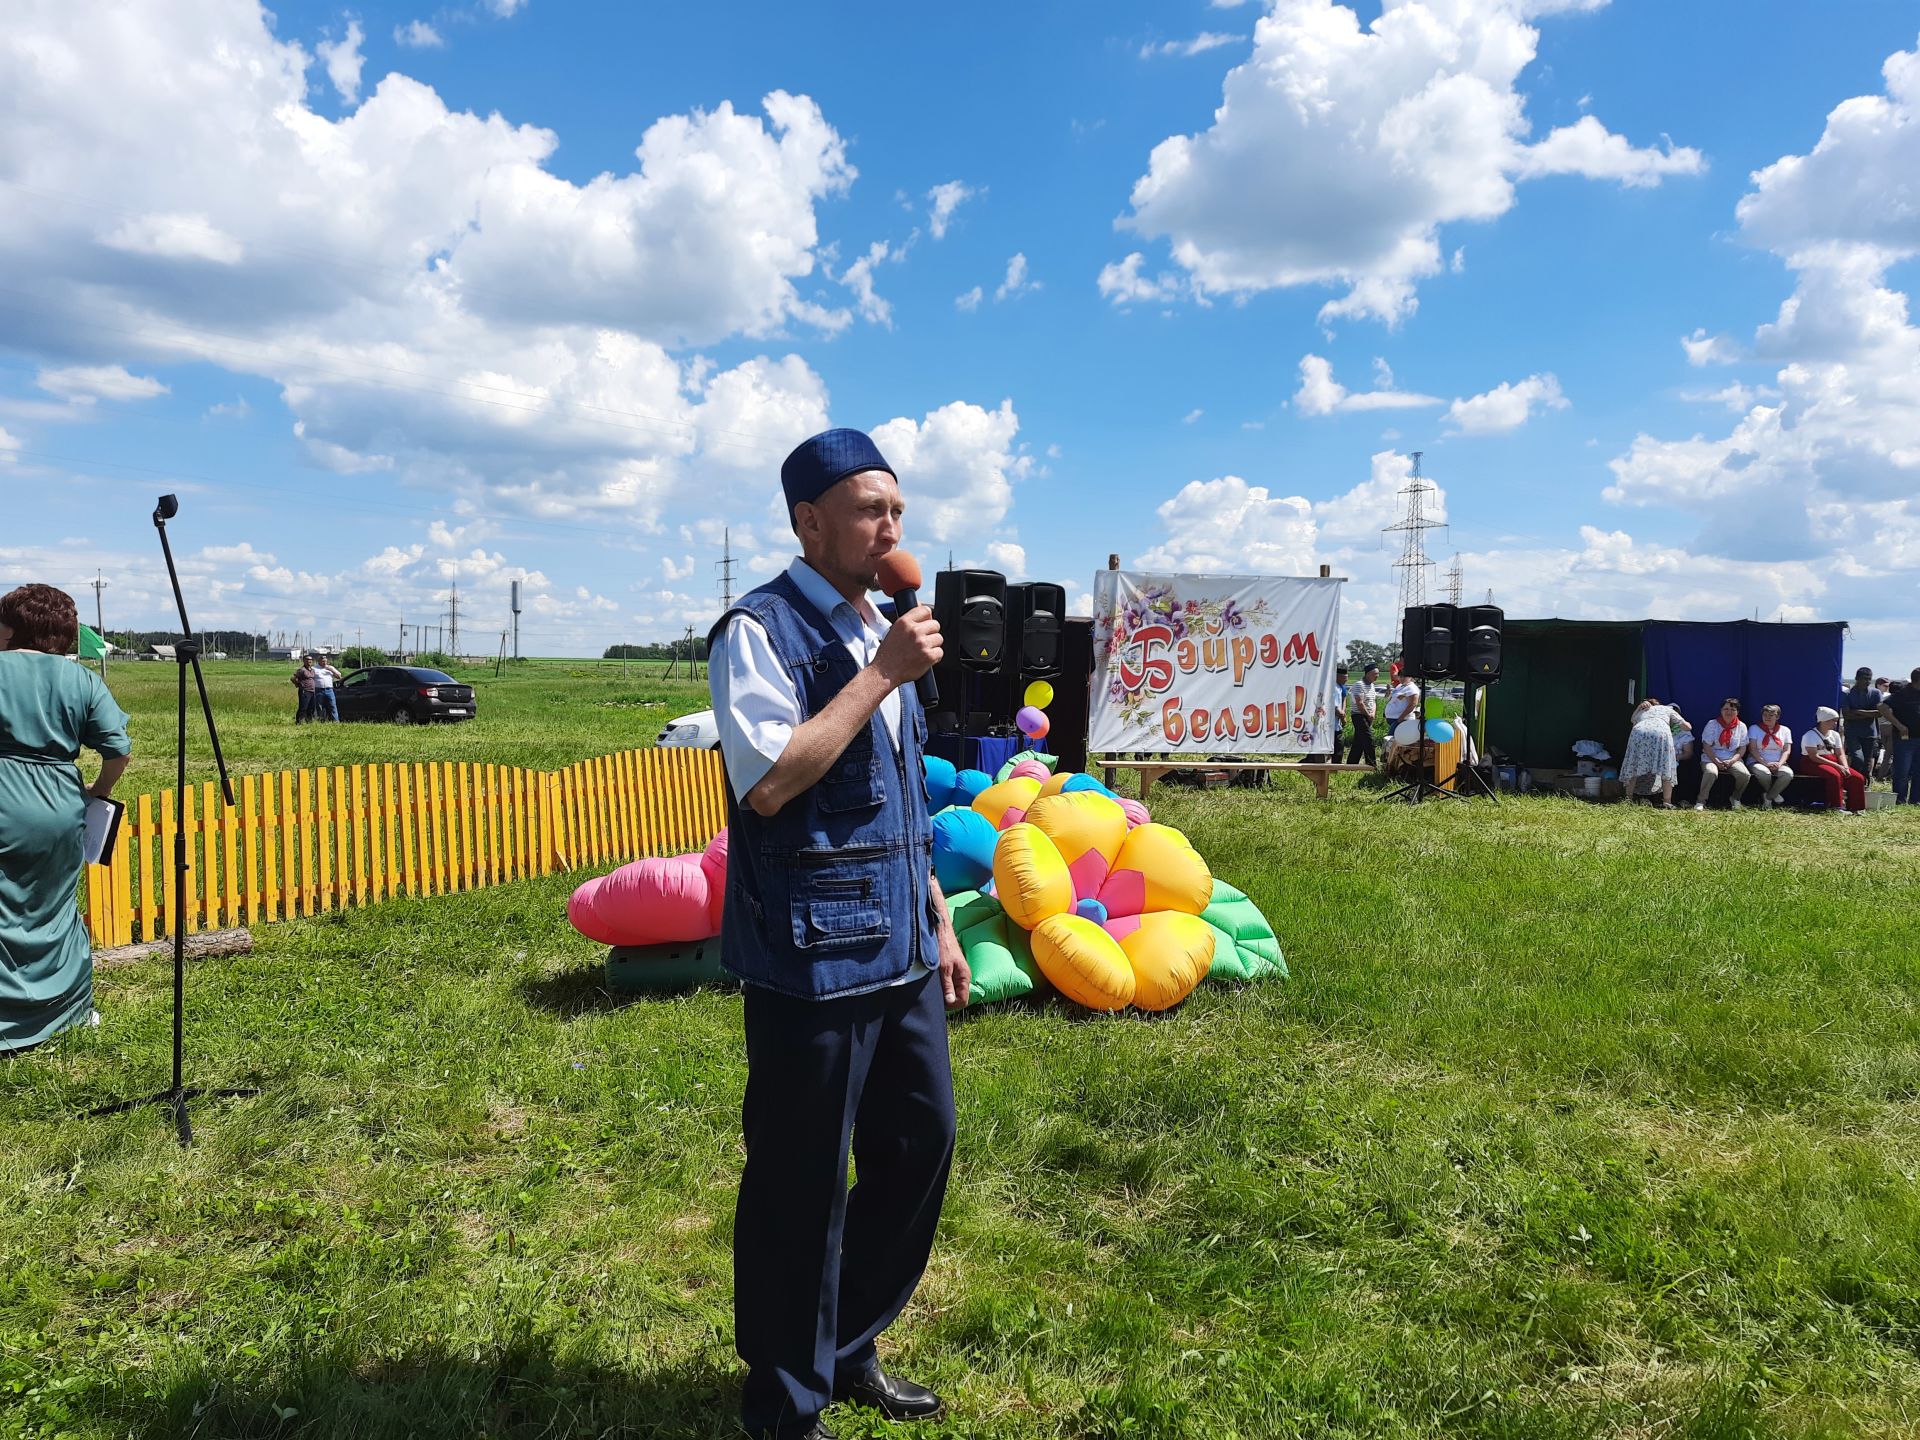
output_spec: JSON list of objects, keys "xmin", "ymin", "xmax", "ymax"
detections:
[{"xmin": 1, "ymin": 584, "xmax": 132, "ymax": 1054}]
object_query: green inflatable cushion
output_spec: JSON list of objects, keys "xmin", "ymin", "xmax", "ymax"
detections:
[
  {"xmin": 944, "ymin": 889, "xmax": 1047, "ymax": 1004},
  {"xmin": 606, "ymin": 937, "xmax": 732, "ymax": 993},
  {"xmin": 1199, "ymin": 880, "xmax": 1287, "ymax": 982},
  {"xmin": 993, "ymin": 749, "xmax": 1060, "ymax": 784}
]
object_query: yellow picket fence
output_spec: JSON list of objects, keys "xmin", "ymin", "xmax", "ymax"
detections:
[{"xmin": 81, "ymin": 747, "xmax": 726, "ymax": 947}]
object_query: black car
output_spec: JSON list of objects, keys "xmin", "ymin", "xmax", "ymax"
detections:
[{"xmin": 335, "ymin": 666, "xmax": 478, "ymax": 724}]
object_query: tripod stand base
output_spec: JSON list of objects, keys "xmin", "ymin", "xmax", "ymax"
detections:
[
  {"xmin": 1377, "ymin": 777, "xmax": 1469, "ymax": 804},
  {"xmin": 87, "ymin": 1085, "xmax": 260, "ymax": 1147}
]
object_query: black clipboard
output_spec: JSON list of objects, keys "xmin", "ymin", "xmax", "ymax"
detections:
[{"xmin": 83, "ymin": 796, "xmax": 125, "ymax": 865}]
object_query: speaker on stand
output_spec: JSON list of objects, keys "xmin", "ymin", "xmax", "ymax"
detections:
[
  {"xmin": 928, "ymin": 568, "xmax": 1007, "ymax": 734},
  {"xmin": 1452, "ymin": 605, "xmax": 1502, "ymax": 800},
  {"xmin": 1382, "ymin": 603, "xmax": 1468, "ymax": 805}
]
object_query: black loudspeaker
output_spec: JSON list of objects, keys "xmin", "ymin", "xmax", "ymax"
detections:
[
  {"xmin": 1009, "ymin": 582, "xmax": 1065, "ymax": 675},
  {"xmin": 934, "ymin": 569, "xmax": 1007, "ymax": 667},
  {"xmin": 1401, "ymin": 603, "xmax": 1457, "ymax": 679},
  {"xmin": 1455, "ymin": 604, "xmax": 1503, "ymax": 681}
]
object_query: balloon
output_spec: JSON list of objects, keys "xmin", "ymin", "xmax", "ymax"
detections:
[
  {"xmin": 1424, "ymin": 718, "xmax": 1455, "ymax": 743},
  {"xmin": 1015, "ymin": 705, "xmax": 1046, "ymax": 737},
  {"xmin": 1023, "ymin": 680, "xmax": 1055, "ymax": 709},
  {"xmin": 1026, "ymin": 713, "xmax": 1050, "ymax": 740},
  {"xmin": 1393, "ymin": 717, "xmax": 1421, "ymax": 747}
]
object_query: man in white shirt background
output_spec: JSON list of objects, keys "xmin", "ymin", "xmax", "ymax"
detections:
[
  {"xmin": 1696, "ymin": 697, "xmax": 1751, "ymax": 810},
  {"xmin": 1744, "ymin": 703, "xmax": 1795, "ymax": 807},
  {"xmin": 1343, "ymin": 663, "xmax": 1379, "ymax": 768},
  {"xmin": 307, "ymin": 652, "xmax": 341, "ymax": 722}
]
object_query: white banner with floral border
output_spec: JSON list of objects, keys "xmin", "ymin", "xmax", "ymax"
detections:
[{"xmin": 1089, "ymin": 572, "xmax": 1343, "ymax": 755}]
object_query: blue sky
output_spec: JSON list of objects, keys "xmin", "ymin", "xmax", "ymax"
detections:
[{"xmin": 3, "ymin": 0, "xmax": 1917, "ymax": 669}]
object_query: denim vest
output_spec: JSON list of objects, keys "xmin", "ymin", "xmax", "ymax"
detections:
[{"xmin": 708, "ymin": 572, "xmax": 937, "ymax": 1000}]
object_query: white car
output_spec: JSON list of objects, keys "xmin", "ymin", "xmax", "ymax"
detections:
[{"xmin": 657, "ymin": 709, "xmax": 720, "ymax": 749}]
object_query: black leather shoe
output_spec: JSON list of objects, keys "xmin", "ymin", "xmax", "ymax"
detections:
[{"xmin": 833, "ymin": 1365, "xmax": 944, "ymax": 1421}]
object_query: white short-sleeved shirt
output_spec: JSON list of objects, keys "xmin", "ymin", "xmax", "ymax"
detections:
[
  {"xmin": 1701, "ymin": 719, "xmax": 1748, "ymax": 763},
  {"xmin": 1384, "ymin": 680, "xmax": 1421, "ymax": 723},
  {"xmin": 1749, "ymin": 724, "xmax": 1793, "ymax": 765},
  {"xmin": 1346, "ymin": 680, "xmax": 1376, "ymax": 718},
  {"xmin": 708, "ymin": 558, "xmax": 900, "ymax": 805},
  {"xmin": 310, "ymin": 666, "xmax": 336, "ymax": 691},
  {"xmin": 1802, "ymin": 727, "xmax": 1845, "ymax": 761}
]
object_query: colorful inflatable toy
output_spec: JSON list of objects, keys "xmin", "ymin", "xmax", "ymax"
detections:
[
  {"xmin": 566, "ymin": 762, "xmax": 1288, "ymax": 1013},
  {"xmin": 930, "ymin": 760, "xmax": 1288, "ymax": 1012}
]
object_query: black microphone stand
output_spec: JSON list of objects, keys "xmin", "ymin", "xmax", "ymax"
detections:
[{"xmin": 88, "ymin": 494, "xmax": 257, "ymax": 1145}]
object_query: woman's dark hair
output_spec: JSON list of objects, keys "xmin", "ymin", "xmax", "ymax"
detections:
[
  {"xmin": 0, "ymin": 584, "xmax": 79, "ymax": 654},
  {"xmin": 1721, "ymin": 697, "xmax": 1740, "ymax": 711}
]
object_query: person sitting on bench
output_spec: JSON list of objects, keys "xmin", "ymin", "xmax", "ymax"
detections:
[
  {"xmin": 1744, "ymin": 704, "xmax": 1795, "ymax": 808},
  {"xmin": 1802, "ymin": 707, "xmax": 1866, "ymax": 814},
  {"xmin": 1695, "ymin": 698, "xmax": 1751, "ymax": 811}
]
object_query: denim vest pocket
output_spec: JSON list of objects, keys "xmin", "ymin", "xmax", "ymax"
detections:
[
  {"xmin": 793, "ymin": 897, "xmax": 891, "ymax": 951},
  {"xmin": 790, "ymin": 845, "xmax": 892, "ymax": 951},
  {"xmin": 817, "ymin": 745, "xmax": 885, "ymax": 813}
]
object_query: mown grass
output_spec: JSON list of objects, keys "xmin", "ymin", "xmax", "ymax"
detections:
[{"xmin": 6, "ymin": 669, "xmax": 1920, "ymax": 1438}]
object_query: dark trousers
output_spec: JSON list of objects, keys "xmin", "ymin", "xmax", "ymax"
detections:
[
  {"xmin": 1845, "ymin": 730, "xmax": 1878, "ymax": 777},
  {"xmin": 736, "ymin": 969, "xmax": 956, "ymax": 1438},
  {"xmin": 1344, "ymin": 717, "xmax": 1377, "ymax": 767}
]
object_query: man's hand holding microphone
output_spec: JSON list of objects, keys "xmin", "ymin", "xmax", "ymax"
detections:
[{"xmin": 871, "ymin": 549, "xmax": 968, "ymax": 1008}]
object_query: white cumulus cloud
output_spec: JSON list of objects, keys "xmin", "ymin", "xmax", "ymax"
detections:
[
  {"xmin": 1108, "ymin": 0, "xmax": 1701, "ymax": 324},
  {"xmin": 394, "ymin": 20, "xmax": 443, "ymax": 49},
  {"xmin": 1444, "ymin": 373, "xmax": 1568, "ymax": 434},
  {"xmin": 315, "ymin": 19, "xmax": 366, "ymax": 104},
  {"xmin": 1293, "ymin": 354, "xmax": 1440, "ymax": 415},
  {"xmin": 1140, "ymin": 33, "xmax": 1241, "ymax": 60},
  {"xmin": 36, "ymin": 365, "xmax": 170, "ymax": 404},
  {"xmin": 1598, "ymin": 31, "xmax": 1920, "ymax": 645},
  {"xmin": 994, "ymin": 252, "xmax": 1037, "ymax": 302},
  {"xmin": 871, "ymin": 399, "xmax": 1029, "ymax": 546},
  {"xmin": 926, "ymin": 180, "xmax": 978, "ymax": 238}
]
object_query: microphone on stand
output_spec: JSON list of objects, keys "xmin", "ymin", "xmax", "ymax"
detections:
[{"xmin": 873, "ymin": 549, "xmax": 939, "ymax": 708}]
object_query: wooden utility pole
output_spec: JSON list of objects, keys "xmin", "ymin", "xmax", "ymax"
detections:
[{"xmin": 91, "ymin": 570, "xmax": 108, "ymax": 679}]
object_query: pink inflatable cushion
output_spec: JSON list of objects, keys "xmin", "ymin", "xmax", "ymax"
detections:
[
  {"xmin": 571, "ymin": 853, "xmax": 718, "ymax": 947},
  {"xmin": 1118, "ymin": 797, "xmax": 1152, "ymax": 828},
  {"xmin": 567, "ymin": 875, "xmax": 613, "ymax": 944},
  {"xmin": 1009, "ymin": 759, "xmax": 1052, "ymax": 782},
  {"xmin": 700, "ymin": 828, "xmax": 730, "ymax": 931}
]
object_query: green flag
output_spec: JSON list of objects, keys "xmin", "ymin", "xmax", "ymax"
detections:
[{"xmin": 78, "ymin": 624, "xmax": 108, "ymax": 660}]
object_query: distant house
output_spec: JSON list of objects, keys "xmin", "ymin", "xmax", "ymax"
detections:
[{"xmin": 149, "ymin": 644, "xmax": 175, "ymax": 661}]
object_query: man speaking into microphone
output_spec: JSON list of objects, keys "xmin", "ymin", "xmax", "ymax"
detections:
[{"xmin": 707, "ymin": 427, "xmax": 971, "ymax": 1440}]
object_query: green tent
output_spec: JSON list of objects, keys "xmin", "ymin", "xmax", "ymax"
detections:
[
  {"xmin": 1482, "ymin": 620, "xmax": 1643, "ymax": 769},
  {"xmin": 77, "ymin": 624, "xmax": 109, "ymax": 661}
]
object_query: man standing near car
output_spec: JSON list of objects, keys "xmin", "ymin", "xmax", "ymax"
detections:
[
  {"xmin": 308, "ymin": 653, "xmax": 341, "ymax": 722},
  {"xmin": 707, "ymin": 428, "xmax": 969, "ymax": 1440},
  {"xmin": 291, "ymin": 653, "xmax": 317, "ymax": 724}
]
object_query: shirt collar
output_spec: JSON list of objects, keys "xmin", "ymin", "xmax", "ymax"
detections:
[{"xmin": 786, "ymin": 557, "xmax": 881, "ymax": 634}]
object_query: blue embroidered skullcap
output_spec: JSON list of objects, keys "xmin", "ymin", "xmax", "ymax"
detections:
[{"xmin": 780, "ymin": 428, "xmax": 894, "ymax": 517}]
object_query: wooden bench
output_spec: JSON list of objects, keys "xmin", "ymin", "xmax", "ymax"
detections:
[{"xmin": 1096, "ymin": 759, "xmax": 1373, "ymax": 803}]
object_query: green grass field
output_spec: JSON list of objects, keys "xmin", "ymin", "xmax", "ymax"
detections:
[
  {"xmin": 85, "ymin": 657, "xmax": 714, "ymax": 794},
  {"xmin": 5, "ymin": 663, "xmax": 1920, "ymax": 1438}
]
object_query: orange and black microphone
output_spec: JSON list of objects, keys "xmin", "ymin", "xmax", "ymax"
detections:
[{"xmin": 873, "ymin": 549, "xmax": 939, "ymax": 708}]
